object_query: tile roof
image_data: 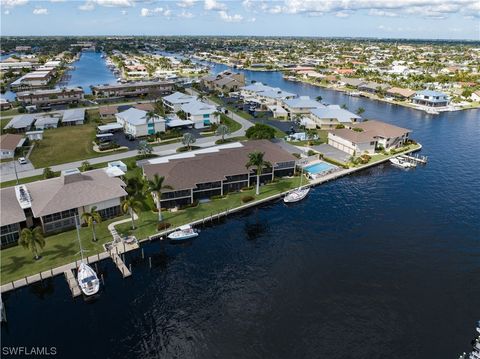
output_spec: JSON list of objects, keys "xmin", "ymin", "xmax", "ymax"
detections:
[
  {"xmin": 62, "ymin": 108, "xmax": 85, "ymax": 122},
  {"xmin": 0, "ymin": 134, "xmax": 24, "ymax": 151},
  {"xmin": 0, "ymin": 187, "xmax": 27, "ymax": 226},
  {"xmin": 310, "ymin": 105, "xmax": 361, "ymax": 123},
  {"xmin": 116, "ymin": 108, "xmax": 164, "ymax": 125}
]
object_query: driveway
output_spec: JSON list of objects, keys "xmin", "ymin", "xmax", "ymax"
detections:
[{"xmin": 0, "ymin": 160, "xmax": 35, "ymax": 176}]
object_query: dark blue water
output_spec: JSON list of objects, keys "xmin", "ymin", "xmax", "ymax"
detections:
[
  {"xmin": 62, "ymin": 51, "xmax": 117, "ymax": 94},
  {"xmin": 1, "ymin": 63, "xmax": 479, "ymax": 359}
]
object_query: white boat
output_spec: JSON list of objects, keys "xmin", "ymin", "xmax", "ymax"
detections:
[
  {"xmin": 77, "ymin": 262, "xmax": 100, "ymax": 296},
  {"xmin": 168, "ymin": 224, "xmax": 198, "ymax": 241},
  {"xmin": 425, "ymin": 107, "xmax": 439, "ymax": 115},
  {"xmin": 284, "ymin": 187, "xmax": 310, "ymax": 203},
  {"xmin": 284, "ymin": 164, "xmax": 310, "ymax": 203},
  {"xmin": 389, "ymin": 157, "xmax": 416, "ymax": 169},
  {"xmin": 74, "ymin": 215, "xmax": 100, "ymax": 296}
]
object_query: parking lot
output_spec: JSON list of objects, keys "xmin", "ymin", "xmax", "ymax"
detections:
[{"xmin": 0, "ymin": 159, "xmax": 35, "ymax": 176}]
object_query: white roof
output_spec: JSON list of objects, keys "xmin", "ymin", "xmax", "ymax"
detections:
[
  {"xmin": 104, "ymin": 166, "xmax": 125, "ymax": 177},
  {"xmin": 35, "ymin": 116, "xmax": 59, "ymax": 126},
  {"xmin": 241, "ymin": 82, "xmax": 296, "ymax": 99},
  {"xmin": 166, "ymin": 119, "xmax": 194, "ymax": 127},
  {"xmin": 98, "ymin": 123, "xmax": 123, "ymax": 132},
  {"xmin": 310, "ymin": 105, "xmax": 361, "ymax": 123},
  {"xmin": 283, "ymin": 96, "xmax": 324, "ymax": 109},
  {"xmin": 163, "ymin": 91, "xmax": 196, "ymax": 104},
  {"xmin": 62, "ymin": 108, "xmax": 85, "ymax": 123},
  {"xmin": 267, "ymin": 105, "xmax": 288, "ymax": 114},
  {"xmin": 5, "ymin": 114, "xmax": 36, "ymax": 129},
  {"xmin": 116, "ymin": 108, "xmax": 165, "ymax": 126},
  {"xmin": 180, "ymin": 100, "xmax": 216, "ymax": 115}
]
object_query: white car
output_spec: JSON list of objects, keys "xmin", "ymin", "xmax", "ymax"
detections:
[{"xmin": 17, "ymin": 157, "xmax": 28, "ymax": 165}]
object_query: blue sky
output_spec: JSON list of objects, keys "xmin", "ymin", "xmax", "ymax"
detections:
[{"xmin": 1, "ymin": 0, "xmax": 479, "ymax": 40}]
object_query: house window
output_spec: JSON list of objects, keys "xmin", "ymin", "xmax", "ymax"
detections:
[{"xmin": 203, "ymin": 114, "xmax": 210, "ymax": 118}]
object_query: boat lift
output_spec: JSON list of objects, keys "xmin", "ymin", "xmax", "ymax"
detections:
[{"xmin": 397, "ymin": 153, "xmax": 428, "ymax": 165}]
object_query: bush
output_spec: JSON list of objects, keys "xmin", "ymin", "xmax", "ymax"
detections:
[
  {"xmin": 241, "ymin": 195, "xmax": 255, "ymax": 203},
  {"xmin": 245, "ymin": 123, "xmax": 275, "ymax": 140},
  {"xmin": 323, "ymin": 156, "xmax": 349, "ymax": 169},
  {"xmin": 292, "ymin": 153, "xmax": 301, "ymax": 159},
  {"xmin": 307, "ymin": 150, "xmax": 317, "ymax": 156},
  {"xmin": 210, "ymin": 195, "xmax": 226, "ymax": 200},
  {"xmin": 157, "ymin": 222, "xmax": 171, "ymax": 231},
  {"xmin": 241, "ymin": 186, "xmax": 253, "ymax": 191},
  {"xmin": 335, "ymin": 124, "xmax": 345, "ymax": 129}
]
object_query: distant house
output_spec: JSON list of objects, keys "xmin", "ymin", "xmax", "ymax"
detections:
[
  {"xmin": 142, "ymin": 140, "xmax": 296, "ymax": 208},
  {"xmin": 116, "ymin": 108, "xmax": 166, "ymax": 137},
  {"xmin": 283, "ymin": 96, "xmax": 324, "ymax": 116},
  {"xmin": 98, "ymin": 105, "xmax": 118, "ymax": 119},
  {"xmin": 0, "ymin": 169, "xmax": 128, "ymax": 246},
  {"xmin": 358, "ymin": 81, "xmax": 390, "ymax": 94},
  {"xmin": 309, "ymin": 105, "xmax": 361, "ymax": 129},
  {"xmin": 412, "ymin": 90, "xmax": 449, "ymax": 107},
  {"xmin": 328, "ymin": 120, "xmax": 411, "ymax": 155},
  {"xmin": 179, "ymin": 100, "xmax": 219, "ymax": 129},
  {"xmin": 16, "ymin": 87, "xmax": 84, "ymax": 106},
  {"xmin": 0, "ymin": 98, "xmax": 11, "ymax": 111},
  {"xmin": 338, "ymin": 78, "xmax": 365, "ymax": 88},
  {"xmin": 267, "ymin": 104, "xmax": 289, "ymax": 119},
  {"xmin": 62, "ymin": 108, "xmax": 85, "ymax": 126},
  {"xmin": 91, "ymin": 81, "xmax": 174, "ymax": 98},
  {"xmin": 470, "ymin": 91, "xmax": 480, "ymax": 102},
  {"xmin": 386, "ymin": 87, "xmax": 416, "ymax": 100},
  {"xmin": 4, "ymin": 114, "xmax": 36, "ymax": 133},
  {"xmin": 0, "ymin": 134, "xmax": 25, "ymax": 159},
  {"xmin": 162, "ymin": 91, "xmax": 197, "ymax": 112},
  {"xmin": 34, "ymin": 115, "xmax": 60, "ymax": 130},
  {"xmin": 10, "ymin": 70, "xmax": 54, "ymax": 90},
  {"xmin": 201, "ymin": 70, "xmax": 246, "ymax": 93},
  {"xmin": 240, "ymin": 82, "xmax": 296, "ymax": 107}
]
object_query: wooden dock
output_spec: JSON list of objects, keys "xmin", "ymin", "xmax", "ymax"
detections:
[
  {"xmin": 398, "ymin": 153, "xmax": 428, "ymax": 164},
  {"xmin": 110, "ymin": 252, "xmax": 131, "ymax": 278},
  {"xmin": 64, "ymin": 269, "xmax": 81, "ymax": 297}
]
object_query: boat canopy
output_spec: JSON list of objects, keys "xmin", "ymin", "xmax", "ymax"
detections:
[{"xmin": 179, "ymin": 224, "xmax": 192, "ymax": 230}]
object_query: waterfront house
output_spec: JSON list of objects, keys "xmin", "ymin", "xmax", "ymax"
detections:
[
  {"xmin": 142, "ymin": 140, "xmax": 296, "ymax": 209},
  {"xmin": 358, "ymin": 81, "xmax": 390, "ymax": 95},
  {"xmin": 327, "ymin": 120, "xmax": 411, "ymax": 156},
  {"xmin": 470, "ymin": 91, "xmax": 480, "ymax": 102},
  {"xmin": 162, "ymin": 91, "xmax": 197, "ymax": 112},
  {"xmin": 308, "ymin": 105, "xmax": 361, "ymax": 129},
  {"xmin": 16, "ymin": 87, "xmax": 84, "ymax": 106},
  {"xmin": 116, "ymin": 108, "xmax": 166, "ymax": 137},
  {"xmin": 283, "ymin": 96, "xmax": 324, "ymax": 117},
  {"xmin": 62, "ymin": 108, "xmax": 85, "ymax": 126},
  {"xmin": 386, "ymin": 87, "xmax": 416, "ymax": 100},
  {"xmin": 0, "ymin": 168, "xmax": 128, "ymax": 247},
  {"xmin": 0, "ymin": 134, "xmax": 25, "ymax": 160},
  {"xmin": 240, "ymin": 82, "xmax": 296, "ymax": 108},
  {"xmin": 179, "ymin": 100, "xmax": 219, "ymax": 129},
  {"xmin": 338, "ymin": 77, "xmax": 365, "ymax": 88},
  {"xmin": 34, "ymin": 115, "xmax": 60, "ymax": 130},
  {"xmin": 10, "ymin": 70, "xmax": 54, "ymax": 90},
  {"xmin": 201, "ymin": 70, "xmax": 246, "ymax": 93},
  {"xmin": 4, "ymin": 114, "xmax": 36, "ymax": 133},
  {"xmin": 412, "ymin": 90, "xmax": 450, "ymax": 107},
  {"xmin": 91, "ymin": 81, "xmax": 174, "ymax": 98}
]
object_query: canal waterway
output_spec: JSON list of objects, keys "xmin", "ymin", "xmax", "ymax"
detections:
[{"xmin": 1, "ymin": 58, "xmax": 479, "ymax": 359}]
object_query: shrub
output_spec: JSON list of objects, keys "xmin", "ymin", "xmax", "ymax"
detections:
[
  {"xmin": 307, "ymin": 150, "xmax": 317, "ymax": 156},
  {"xmin": 335, "ymin": 124, "xmax": 345, "ymax": 129},
  {"xmin": 157, "ymin": 222, "xmax": 171, "ymax": 231},
  {"xmin": 245, "ymin": 123, "xmax": 275, "ymax": 140},
  {"xmin": 241, "ymin": 195, "xmax": 255, "ymax": 203},
  {"xmin": 292, "ymin": 153, "xmax": 301, "ymax": 159},
  {"xmin": 323, "ymin": 156, "xmax": 349, "ymax": 169},
  {"xmin": 241, "ymin": 186, "xmax": 253, "ymax": 191},
  {"xmin": 210, "ymin": 195, "xmax": 226, "ymax": 200}
]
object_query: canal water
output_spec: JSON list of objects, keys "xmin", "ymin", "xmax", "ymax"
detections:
[{"xmin": 1, "ymin": 61, "xmax": 479, "ymax": 359}]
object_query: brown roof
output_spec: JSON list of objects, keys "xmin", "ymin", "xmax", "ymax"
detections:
[
  {"xmin": 386, "ymin": 87, "xmax": 416, "ymax": 98},
  {"xmin": 0, "ymin": 134, "xmax": 24, "ymax": 151},
  {"xmin": 330, "ymin": 128, "xmax": 375, "ymax": 144},
  {"xmin": 0, "ymin": 187, "xmax": 27, "ymax": 226},
  {"xmin": 143, "ymin": 140, "xmax": 296, "ymax": 191},
  {"xmin": 133, "ymin": 103, "xmax": 154, "ymax": 112},
  {"xmin": 330, "ymin": 120, "xmax": 411, "ymax": 144},
  {"xmin": 26, "ymin": 169, "xmax": 127, "ymax": 217},
  {"xmin": 98, "ymin": 105, "xmax": 118, "ymax": 116}
]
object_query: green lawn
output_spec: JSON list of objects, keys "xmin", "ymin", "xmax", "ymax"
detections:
[
  {"xmin": 0, "ymin": 108, "xmax": 20, "ymax": 117},
  {"xmin": 0, "ymin": 176, "xmax": 302, "ymax": 284},
  {"xmin": 28, "ymin": 123, "xmax": 127, "ymax": 168},
  {"xmin": 0, "ymin": 215, "xmax": 127, "ymax": 284},
  {"xmin": 220, "ymin": 113, "xmax": 242, "ymax": 133}
]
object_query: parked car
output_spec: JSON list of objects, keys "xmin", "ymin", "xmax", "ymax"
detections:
[
  {"xmin": 125, "ymin": 133, "xmax": 135, "ymax": 141},
  {"xmin": 18, "ymin": 157, "xmax": 27, "ymax": 165}
]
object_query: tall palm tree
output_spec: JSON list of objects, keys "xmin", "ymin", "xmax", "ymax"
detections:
[
  {"xmin": 246, "ymin": 151, "xmax": 272, "ymax": 196},
  {"xmin": 147, "ymin": 174, "xmax": 173, "ymax": 222},
  {"xmin": 125, "ymin": 176, "xmax": 146, "ymax": 199},
  {"xmin": 82, "ymin": 206, "xmax": 102, "ymax": 242},
  {"xmin": 19, "ymin": 226, "xmax": 45, "ymax": 260},
  {"xmin": 121, "ymin": 196, "xmax": 142, "ymax": 230},
  {"xmin": 182, "ymin": 132, "xmax": 196, "ymax": 151},
  {"xmin": 215, "ymin": 124, "xmax": 230, "ymax": 142},
  {"xmin": 145, "ymin": 110, "xmax": 157, "ymax": 134}
]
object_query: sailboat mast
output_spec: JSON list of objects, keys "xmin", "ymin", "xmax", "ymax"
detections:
[{"xmin": 75, "ymin": 214, "xmax": 84, "ymax": 261}]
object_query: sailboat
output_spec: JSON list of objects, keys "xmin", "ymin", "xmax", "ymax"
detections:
[
  {"xmin": 75, "ymin": 215, "xmax": 100, "ymax": 296},
  {"xmin": 284, "ymin": 165, "xmax": 310, "ymax": 203}
]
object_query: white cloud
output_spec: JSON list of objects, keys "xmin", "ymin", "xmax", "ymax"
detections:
[
  {"xmin": 177, "ymin": 0, "xmax": 195, "ymax": 8},
  {"xmin": 50, "ymin": 0, "xmax": 65, "ymax": 2},
  {"xmin": 140, "ymin": 7, "xmax": 172, "ymax": 17},
  {"xmin": 218, "ymin": 10, "xmax": 242, "ymax": 22},
  {"xmin": 4, "ymin": 9, "xmax": 10, "ymax": 14},
  {"xmin": 121, "ymin": 9, "xmax": 127, "ymax": 15},
  {"xmin": 204, "ymin": 0, "xmax": 226, "ymax": 11},
  {"xmin": 95, "ymin": 0, "xmax": 134, "ymax": 6},
  {"xmin": 2, "ymin": 0, "xmax": 28, "ymax": 8},
  {"xmin": 178, "ymin": 10, "xmax": 194, "ymax": 18},
  {"xmin": 78, "ymin": 1, "xmax": 95, "ymax": 11},
  {"xmin": 33, "ymin": 7, "xmax": 48, "ymax": 15},
  {"xmin": 369, "ymin": 9, "xmax": 398, "ymax": 17},
  {"xmin": 335, "ymin": 11, "xmax": 350, "ymax": 18}
]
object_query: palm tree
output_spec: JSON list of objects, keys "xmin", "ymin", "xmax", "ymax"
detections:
[
  {"xmin": 82, "ymin": 206, "xmax": 102, "ymax": 242},
  {"xmin": 246, "ymin": 151, "xmax": 272, "ymax": 196},
  {"xmin": 316, "ymin": 95, "xmax": 323, "ymax": 102},
  {"xmin": 80, "ymin": 160, "xmax": 92, "ymax": 172},
  {"xmin": 19, "ymin": 227, "xmax": 45, "ymax": 260},
  {"xmin": 182, "ymin": 132, "xmax": 196, "ymax": 151},
  {"xmin": 215, "ymin": 124, "xmax": 230, "ymax": 142},
  {"xmin": 145, "ymin": 110, "xmax": 157, "ymax": 134},
  {"xmin": 121, "ymin": 196, "xmax": 142, "ymax": 230},
  {"xmin": 356, "ymin": 107, "xmax": 365, "ymax": 116},
  {"xmin": 147, "ymin": 174, "xmax": 173, "ymax": 222}
]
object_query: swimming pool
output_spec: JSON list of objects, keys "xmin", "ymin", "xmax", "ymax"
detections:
[{"xmin": 304, "ymin": 161, "xmax": 336, "ymax": 174}]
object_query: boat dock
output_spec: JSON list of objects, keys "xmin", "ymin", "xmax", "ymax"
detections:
[
  {"xmin": 110, "ymin": 252, "xmax": 131, "ymax": 278},
  {"xmin": 64, "ymin": 269, "xmax": 81, "ymax": 298},
  {"xmin": 398, "ymin": 153, "xmax": 428, "ymax": 164}
]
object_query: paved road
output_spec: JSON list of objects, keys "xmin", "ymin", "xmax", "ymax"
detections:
[{"xmin": 0, "ymin": 99, "xmax": 254, "ymax": 183}]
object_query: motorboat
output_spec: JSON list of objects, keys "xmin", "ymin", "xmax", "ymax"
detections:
[
  {"xmin": 425, "ymin": 107, "xmax": 439, "ymax": 115},
  {"xmin": 77, "ymin": 262, "xmax": 100, "ymax": 296},
  {"xmin": 284, "ymin": 187, "xmax": 310, "ymax": 203},
  {"xmin": 168, "ymin": 224, "xmax": 198, "ymax": 241},
  {"xmin": 389, "ymin": 157, "xmax": 416, "ymax": 169}
]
